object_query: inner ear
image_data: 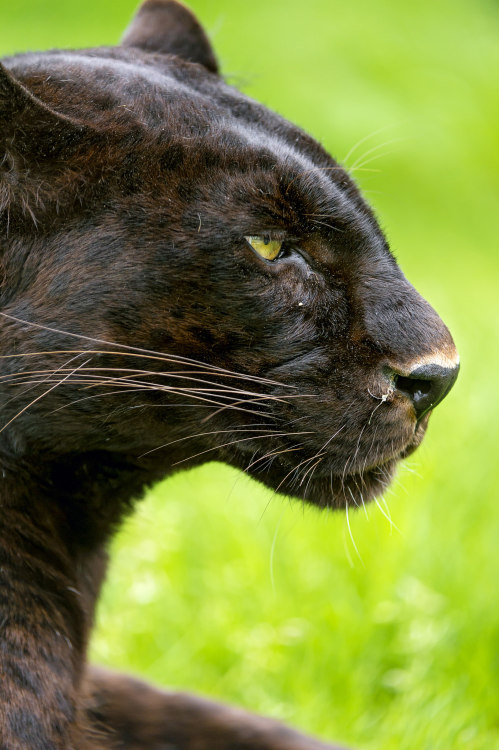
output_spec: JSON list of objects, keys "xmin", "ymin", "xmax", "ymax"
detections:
[{"xmin": 122, "ymin": 0, "xmax": 219, "ymax": 74}]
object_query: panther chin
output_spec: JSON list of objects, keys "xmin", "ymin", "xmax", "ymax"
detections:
[
  {"xmin": 244, "ymin": 416, "xmax": 429, "ymax": 510},
  {"xmin": 247, "ymin": 457, "xmax": 395, "ymax": 510}
]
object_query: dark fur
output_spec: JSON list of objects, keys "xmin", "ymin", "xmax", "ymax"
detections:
[{"xmin": 0, "ymin": 2, "xmax": 458, "ymax": 748}]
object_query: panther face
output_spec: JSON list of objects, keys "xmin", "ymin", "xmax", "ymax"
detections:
[{"xmin": 0, "ymin": 0, "xmax": 459, "ymax": 510}]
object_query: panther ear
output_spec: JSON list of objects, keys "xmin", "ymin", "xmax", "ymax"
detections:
[
  {"xmin": 122, "ymin": 0, "xmax": 219, "ymax": 74},
  {"xmin": 0, "ymin": 63, "xmax": 90, "ymax": 163},
  {"xmin": 0, "ymin": 63, "xmax": 94, "ymax": 222}
]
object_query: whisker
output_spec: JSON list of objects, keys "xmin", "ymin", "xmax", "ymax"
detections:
[
  {"xmin": 342, "ymin": 421, "xmax": 367, "ymax": 481},
  {"xmin": 309, "ymin": 219, "xmax": 337, "ymax": 232},
  {"xmin": 401, "ymin": 461, "xmax": 422, "ymax": 479},
  {"xmin": 350, "ymin": 481, "xmax": 368, "ymax": 520},
  {"xmin": 342, "ymin": 124, "xmax": 398, "ymax": 166},
  {"xmin": 345, "ymin": 501, "xmax": 364, "ymax": 567},
  {"xmin": 199, "ymin": 393, "xmax": 310, "ymax": 423},
  {"xmin": 171, "ymin": 431, "xmax": 314, "ymax": 467},
  {"xmin": 244, "ymin": 444, "xmax": 305, "ymax": 473},
  {"xmin": 348, "ymin": 136, "xmax": 406, "ymax": 172},
  {"xmin": 48, "ymin": 387, "xmax": 157, "ymax": 414},
  {"xmin": 0, "ymin": 350, "xmax": 290, "ymax": 388},
  {"xmin": 346, "ymin": 485, "xmax": 360, "ymax": 508},
  {"xmin": 139, "ymin": 427, "xmax": 285, "ymax": 459},
  {"xmin": 3, "ymin": 372, "xmax": 285, "ymax": 405},
  {"xmin": 302, "ymin": 457, "xmax": 324, "ymax": 498},
  {"xmin": 0, "ymin": 359, "xmax": 91, "ymax": 434},
  {"xmin": 342, "ymin": 524, "xmax": 355, "ymax": 569},
  {"xmin": 375, "ymin": 496, "xmax": 402, "ymax": 536},
  {"xmin": 317, "ymin": 423, "xmax": 347, "ymax": 454},
  {"xmin": 1, "ymin": 353, "xmax": 87, "ymax": 409},
  {"xmin": 0, "ymin": 366, "xmax": 292, "ymax": 403},
  {"xmin": 349, "ymin": 148, "xmax": 401, "ymax": 173},
  {"xmin": 298, "ymin": 456, "xmax": 323, "ymax": 489},
  {"xmin": 5, "ymin": 376, "xmax": 278, "ymax": 420},
  {"xmin": 0, "ymin": 313, "xmax": 292, "ymax": 388},
  {"xmin": 274, "ymin": 452, "xmax": 325, "ymax": 495}
]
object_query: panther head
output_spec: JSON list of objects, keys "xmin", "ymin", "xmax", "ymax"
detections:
[{"xmin": 0, "ymin": 0, "xmax": 459, "ymax": 511}]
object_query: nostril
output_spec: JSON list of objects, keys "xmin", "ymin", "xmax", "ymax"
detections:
[
  {"xmin": 394, "ymin": 374, "xmax": 433, "ymax": 404},
  {"xmin": 391, "ymin": 362, "xmax": 459, "ymax": 421}
]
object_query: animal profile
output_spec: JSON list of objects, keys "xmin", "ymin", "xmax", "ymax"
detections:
[{"xmin": 0, "ymin": 1, "xmax": 459, "ymax": 748}]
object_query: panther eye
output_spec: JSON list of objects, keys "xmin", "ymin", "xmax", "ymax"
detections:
[{"xmin": 245, "ymin": 235, "xmax": 283, "ymax": 261}]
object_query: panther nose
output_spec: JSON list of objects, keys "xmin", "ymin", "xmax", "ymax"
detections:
[{"xmin": 392, "ymin": 362, "xmax": 460, "ymax": 421}]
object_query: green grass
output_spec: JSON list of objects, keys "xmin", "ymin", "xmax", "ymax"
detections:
[{"xmin": 3, "ymin": 1, "xmax": 499, "ymax": 748}]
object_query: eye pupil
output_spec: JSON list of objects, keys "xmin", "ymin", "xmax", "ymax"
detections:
[{"xmin": 263, "ymin": 234, "xmax": 270, "ymax": 245}]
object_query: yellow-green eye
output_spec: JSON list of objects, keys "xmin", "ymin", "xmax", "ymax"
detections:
[{"xmin": 245, "ymin": 235, "xmax": 283, "ymax": 261}]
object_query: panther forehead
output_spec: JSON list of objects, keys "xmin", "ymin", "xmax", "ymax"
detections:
[{"xmin": 5, "ymin": 47, "xmax": 380, "ymax": 240}]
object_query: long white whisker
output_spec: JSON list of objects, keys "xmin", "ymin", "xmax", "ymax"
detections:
[
  {"xmin": 348, "ymin": 136, "xmax": 406, "ymax": 172},
  {"xmin": 244, "ymin": 444, "xmax": 305, "ymax": 473},
  {"xmin": 275, "ymin": 452, "xmax": 325, "ymax": 494},
  {"xmin": 171, "ymin": 431, "xmax": 314, "ymax": 467},
  {"xmin": 139, "ymin": 427, "xmax": 285, "ymax": 459},
  {"xmin": 1, "ymin": 353, "xmax": 87, "ymax": 409},
  {"xmin": 0, "ymin": 359, "xmax": 91, "ymax": 434},
  {"xmin": 375, "ymin": 496, "xmax": 402, "ymax": 536},
  {"xmin": 302, "ymin": 457, "xmax": 324, "ymax": 497},
  {"xmin": 345, "ymin": 501, "xmax": 364, "ymax": 567},
  {"xmin": 0, "ymin": 313, "xmax": 292, "ymax": 388},
  {"xmin": 7, "ymin": 376, "xmax": 277, "ymax": 420},
  {"xmin": 1, "ymin": 366, "xmax": 292, "ymax": 404},
  {"xmin": 342, "ymin": 124, "xmax": 398, "ymax": 166}
]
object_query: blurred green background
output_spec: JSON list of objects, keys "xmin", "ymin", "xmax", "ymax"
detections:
[{"xmin": 2, "ymin": 1, "xmax": 498, "ymax": 748}]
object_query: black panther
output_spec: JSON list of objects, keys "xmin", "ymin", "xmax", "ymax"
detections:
[{"xmin": 0, "ymin": 1, "xmax": 458, "ymax": 747}]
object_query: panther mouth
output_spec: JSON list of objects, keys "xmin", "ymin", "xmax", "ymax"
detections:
[
  {"xmin": 242, "ymin": 457, "xmax": 397, "ymax": 510},
  {"xmin": 242, "ymin": 448, "xmax": 403, "ymax": 510},
  {"xmin": 238, "ymin": 409, "xmax": 432, "ymax": 510},
  {"xmin": 325, "ymin": 422, "xmax": 428, "ymax": 508}
]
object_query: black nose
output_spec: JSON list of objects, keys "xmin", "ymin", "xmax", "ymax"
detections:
[{"xmin": 393, "ymin": 363, "xmax": 460, "ymax": 421}]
